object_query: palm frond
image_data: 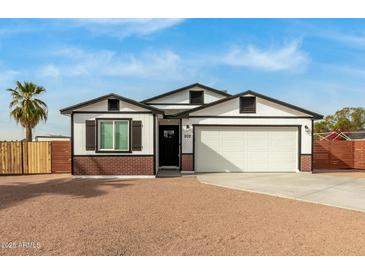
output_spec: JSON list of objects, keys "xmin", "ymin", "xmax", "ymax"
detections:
[{"xmin": 6, "ymin": 81, "xmax": 48, "ymax": 132}]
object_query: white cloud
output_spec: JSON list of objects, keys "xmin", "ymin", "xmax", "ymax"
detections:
[
  {"xmin": 0, "ymin": 19, "xmax": 184, "ymax": 40},
  {"xmin": 334, "ymin": 34, "xmax": 365, "ymax": 46},
  {"xmin": 222, "ymin": 40, "xmax": 310, "ymax": 72},
  {"xmin": 0, "ymin": 25, "xmax": 42, "ymax": 36},
  {"xmin": 278, "ymin": 80, "xmax": 365, "ymax": 116},
  {"xmin": 104, "ymin": 51, "xmax": 182, "ymax": 77},
  {"xmin": 73, "ymin": 19, "xmax": 184, "ymax": 39},
  {"xmin": 0, "ymin": 69, "xmax": 19, "ymax": 85},
  {"xmin": 39, "ymin": 39, "xmax": 309, "ymax": 80},
  {"xmin": 38, "ymin": 64, "xmax": 60, "ymax": 78},
  {"xmin": 334, "ymin": 66, "xmax": 365, "ymax": 76},
  {"xmin": 319, "ymin": 62, "xmax": 365, "ymax": 78},
  {"xmin": 39, "ymin": 47, "xmax": 186, "ymax": 80},
  {"xmin": 306, "ymin": 27, "xmax": 365, "ymax": 48}
]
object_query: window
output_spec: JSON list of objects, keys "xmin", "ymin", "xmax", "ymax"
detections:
[
  {"xmin": 163, "ymin": 130, "xmax": 175, "ymax": 139},
  {"xmin": 239, "ymin": 96, "xmax": 256, "ymax": 113},
  {"xmin": 190, "ymin": 90, "xmax": 204, "ymax": 104},
  {"xmin": 98, "ymin": 119, "xmax": 130, "ymax": 151},
  {"xmin": 108, "ymin": 99, "xmax": 119, "ymax": 111}
]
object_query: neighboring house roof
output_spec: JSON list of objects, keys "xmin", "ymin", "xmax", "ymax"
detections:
[
  {"xmin": 35, "ymin": 135, "xmax": 70, "ymax": 139},
  {"xmin": 316, "ymin": 131, "xmax": 365, "ymax": 140},
  {"xmin": 344, "ymin": 131, "xmax": 365, "ymax": 140},
  {"xmin": 60, "ymin": 93, "xmax": 164, "ymax": 115},
  {"xmin": 141, "ymin": 83, "xmax": 231, "ymax": 103},
  {"xmin": 174, "ymin": 90, "xmax": 324, "ymax": 119}
]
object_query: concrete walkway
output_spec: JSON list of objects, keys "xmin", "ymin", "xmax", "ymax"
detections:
[{"xmin": 197, "ymin": 172, "xmax": 365, "ymax": 212}]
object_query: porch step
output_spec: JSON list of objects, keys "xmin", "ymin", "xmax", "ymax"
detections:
[{"xmin": 156, "ymin": 169, "xmax": 181, "ymax": 178}]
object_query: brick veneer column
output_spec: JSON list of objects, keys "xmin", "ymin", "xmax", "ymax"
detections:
[
  {"xmin": 300, "ymin": 155, "xmax": 312, "ymax": 172},
  {"xmin": 181, "ymin": 154, "xmax": 193, "ymax": 171}
]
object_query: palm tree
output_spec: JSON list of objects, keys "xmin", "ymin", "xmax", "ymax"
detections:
[{"xmin": 7, "ymin": 81, "xmax": 48, "ymax": 141}]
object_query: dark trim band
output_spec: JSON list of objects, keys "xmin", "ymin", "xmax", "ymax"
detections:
[
  {"xmin": 311, "ymin": 119, "xmax": 314, "ymax": 172},
  {"xmin": 71, "ymin": 113, "xmax": 74, "ymax": 175},
  {"xmin": 298, "ymin": 125, "xmax": 302, "ymax": 170},
  {"xmin": 153, "ymin": 114, "xmax": 156, "ymax": 175},
  {"xmin": 192, "ymin": 124, "xmax": 303, "ymax": 127},
  {"xmin": 179, "ymin": 118, "xmax": 182, "ymax": 171},
  {"xmin": 189, "ymin": 115, "xmax": 314, "ymax": 119},
  {"xmin": 72, "ymin": 111, "xmax": 153, "ymax": 114},
  {"xmin": 145, "ymin": 103, "xmax": 204, "ymax": 106}
]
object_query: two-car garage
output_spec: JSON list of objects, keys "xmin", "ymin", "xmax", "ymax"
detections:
[
  {"xmin": 179, "ymin": 90, "xmax": 321, "ymax": 173},
  {"xmin": 194, "ymin": 126, "xmax": 299, "ymax": 172}
]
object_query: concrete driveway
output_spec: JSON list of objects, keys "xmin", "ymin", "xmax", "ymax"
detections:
[{"xmin": 197, "ymin": 172, "xmax": 365, "ymax": 212}]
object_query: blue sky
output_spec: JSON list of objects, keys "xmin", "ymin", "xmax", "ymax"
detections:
[{"xmin": 1, "ymin": 18, "xmax": 365, "ymax": 140}]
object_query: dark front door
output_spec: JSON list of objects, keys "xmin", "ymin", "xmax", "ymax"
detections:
[{"xmin": 159, "ymin": 125, "xmax": 179, "ymax": 166}]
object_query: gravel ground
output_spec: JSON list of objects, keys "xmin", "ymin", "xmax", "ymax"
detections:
[{"xmin": 1, "ymin": 174, "xmax": 365, "ymax": 256}]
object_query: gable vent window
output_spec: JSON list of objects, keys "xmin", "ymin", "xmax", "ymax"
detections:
[
  {"xmin": 108, "ymin": 99, "xmax": 119, "ymax": 111},
  {"xmin": 190, "ymin": 90, "xmax": 204, "ymax": 105},
  {"xmin": 240, "ymin": 97, "xmax": 256, "ymax": 113}
]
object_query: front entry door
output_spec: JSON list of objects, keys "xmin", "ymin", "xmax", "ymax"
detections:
[{"xmin": 159, "ymin": 125, "xmax": 179, "ymax": 167}]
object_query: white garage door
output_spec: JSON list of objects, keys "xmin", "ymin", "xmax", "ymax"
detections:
[{"xmin": 195, "ymin": 126, "xmax": 298, "ymax": 172}]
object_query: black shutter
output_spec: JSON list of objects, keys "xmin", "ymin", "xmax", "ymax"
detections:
[
  {"xmin": 132, "ymin": 120, "xmax": 142, "ymax": 151},
  {"xmin": 85, "ymin": 120, "xmax": 96, "ymax": 151}
]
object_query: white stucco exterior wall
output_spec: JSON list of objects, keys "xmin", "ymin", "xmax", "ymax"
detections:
[{"xmin": 192, "ymin": 96, "xmax": 308, "ymax": 117}]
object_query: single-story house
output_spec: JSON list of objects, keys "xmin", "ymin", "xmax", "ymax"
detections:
[{"xmin": 60, "ymin": 83, "xmax": 323, "ymax": 176}]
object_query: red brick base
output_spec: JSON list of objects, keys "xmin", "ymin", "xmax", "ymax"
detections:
[
  {"xmin": 73, "ymin": 156, "xmax": 154, "ymax": 175},
  {"xmin": 181, "ymin": 154, "xmax": 193, "ymax": 171},
  {"xmin": 300, "ymin": 155, "xmax": 312, "ymax": 172}
]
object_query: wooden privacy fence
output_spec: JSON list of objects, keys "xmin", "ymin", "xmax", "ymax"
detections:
[
  {"xmin": 0, "ymin": 141, "xmax": 71, "ymax": 175},
  {"xmin": 51, "ymin": 141, "xmax": 71, "ymax": 173},
  {"xmin": 313, "ymin": 140, "xmax": 365, "ymax": 170},
  {"xmin": 0, "ymin": 142, "xmax": 23, "ymax": 174},
  {"xmin": 354, "ymin": 141, "xmax": 365, "ymax": 169}
]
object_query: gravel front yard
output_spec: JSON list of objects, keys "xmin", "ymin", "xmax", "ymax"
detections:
[{"xmin": 1, "ymin": 174, "xmax": 365, "ymax": 255}]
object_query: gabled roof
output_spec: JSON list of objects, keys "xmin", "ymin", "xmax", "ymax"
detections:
[
  {"xmin": 141, "ymin": 83, "xmax": 231, "ymax": 103},
  {"xmin": 60, "ymin": 93, "xmax": 164, "ymax": 115},
  {"xmin": 174, "ymin": 90, "xmax": 324, "ymax": 119}
]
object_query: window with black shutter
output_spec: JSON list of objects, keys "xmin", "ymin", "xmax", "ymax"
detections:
[
  {"xmin": 108, "ymin": 99, "xmax": 119, "ymax": 111},
  {"xmin": 189, "ymin": 90, "xmax": 204, "ymax": 105},
  {"xmin": 239, "ymin": 97, "xmax": 256, "ymax": 113}
]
